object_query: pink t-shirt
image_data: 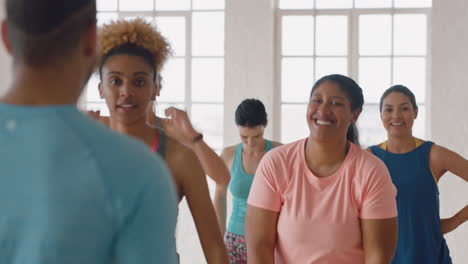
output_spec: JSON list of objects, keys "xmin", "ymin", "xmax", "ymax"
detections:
[{"xmin": 248, "ymin": 139, "xmax": 397, "ymax": 264}]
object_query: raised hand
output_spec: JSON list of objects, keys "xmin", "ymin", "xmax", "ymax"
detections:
[{"xmin": 161, "ymin": 107, "xmax": 201, "ymax": 148}]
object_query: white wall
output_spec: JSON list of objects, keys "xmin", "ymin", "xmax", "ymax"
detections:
[
  {"xmin": 432, "ymin": 0, "xmax": 468, "ymax": 262},
  {"xmin": 0, "ymin": 0, "xmax": 12, "ymax": 94}
]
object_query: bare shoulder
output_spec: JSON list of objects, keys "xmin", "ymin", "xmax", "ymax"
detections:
[
  {"xmin": 165, "ymin": 137, "xmax": 204, "ymax": 188},
  {"xmin": 221, "ymin": 144, "xmax": 237, "ymax": 161}
]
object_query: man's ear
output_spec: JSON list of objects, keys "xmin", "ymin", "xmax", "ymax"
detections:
[
  {"xmin": 1, "ymin": 20, "xmax": 13, "ymax": 55},
  {"xmin": 83, "ymin": 20, "xmax": 97, "ymax": 58}
]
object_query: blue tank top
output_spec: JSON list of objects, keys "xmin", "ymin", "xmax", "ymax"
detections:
[
  {"xmin": 370, "ymin": 141, "xmax": 452, "ymax": 264},
  {"xmin": 227, "ymin": 140, "xmax": 274, "ymax": 235}
]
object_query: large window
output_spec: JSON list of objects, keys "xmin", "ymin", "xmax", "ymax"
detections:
[
  {"xmin": 84, "ymin": 0, "xmax": 225, "ymax": 152},
  {"xmin": 277, "ymin": 0, "xmax": 431, "ymax": 147}
]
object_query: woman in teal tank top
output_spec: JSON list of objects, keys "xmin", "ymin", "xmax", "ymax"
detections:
[
  {"xmin": 214, "ymin": 99, "xmax": 281, "ymax": 264},
  {"xmin": 369, "ymin": 85, "xmax": 468, "ymax": 264}
]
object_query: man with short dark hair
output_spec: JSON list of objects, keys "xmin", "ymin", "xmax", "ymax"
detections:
[{"xmin": 0, "ymin": 1, "xmax": 178, "ymax": 263}]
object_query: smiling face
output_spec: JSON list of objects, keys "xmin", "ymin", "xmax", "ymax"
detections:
[
  {"xmin": 307, "ymin": 81, "xmax": 360, "ymax": 143},
  {"xmin": 99, "ymin": 54, "xmax": 157, "ymax": 126},
  {"xmin": 380, "ymin": 92, "xmax": 418, "ymax": 138}
]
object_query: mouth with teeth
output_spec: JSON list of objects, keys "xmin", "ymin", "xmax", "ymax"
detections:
[
  {"xmin": 390, "ymin": 122, "xmax": 405, "ymax": 127},
  {"xmin": 117, "ymin": 103, "xmax": 138, "ymax": 112},
  {"xmin": 315, "ymin": 119, "xmax": 333, "ymax": 126}
]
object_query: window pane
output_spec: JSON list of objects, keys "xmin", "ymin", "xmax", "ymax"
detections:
[
  {"xmin": 153, "ymin": 103, "xmax": 186, "ymax": 118},
  {"xmin": 192, "ymin": 0, "xmax": 225, "ymax": 10},
  {"xmin": 359, "ymin": 58, "xmax": 391, "ymax": 103},
  {"xmin": 97, "ymin": 0, "xmax": 117, "ymax": 11},
  {"xmin": 359, "ymin": 15, "xmax": 391, "ymax": 56},
  {"xmin": 279, "ymin": 0, "xmax": 314, "ymax": 9},
  {"xmin": 191, "ymin": 104, "xmax": 223, "ymax": 150},
  {"xmin": 282, "ymin": 16, "xmax": 314, "ymax": 56},
  {"xmin": 158, "ymin": 58, "xmax": 185, "ymax": 103},
  {"xmin": 119, "ymin": 0, "xmax": 154, "ymax": 11},
  {"xmin": 316, "ymin": 0, "xmax": 352, "ymax": 9},
  {"xmin": 281, "ymin": 58, "xmax": 314, "ymax": 103},
  {"xmin": 281, "ymin": 104, "xmax": 309, "ymax": 144},
  {"xmin": 315, "ymin": 57, "xmax": 348, "ymax": 82},
  {"xmin": 122, "ymin": 16, "xmax": 153, "ymax": 23},
  {"xmin": 156, "ymin": 0, "xmax": 190, "ymax": 10},
  {"xmin": 357, "ymin": 104, "xmax": 387, "ymax": 148},
  {"xmin": 394, "ymin": 0, "xmax": 431, "ymax": 8},
  {"xmin": 316, "ymin": 16, "xmax": 348, "ymax": 56},
  {"xmin": 394, "ymin": 14, "xmax": 427, "ymax": 56},
  {"xmin": 192, "ymin": 58, "xmax": 224, "ymax": 102},
  {"xmin": 393, "ymin": 57, "xmax": 426, "ymax": 102},
  {"xmin": 155, "ymin": 16, "xmax": 186, "ymax": 56},
  {"xmin": 86, "ymin": 73, "xmax": 104, "ymax": 103},
  {"xmin": 192, "ymin": 12, "xmax": 224, "ymax": 56},
  {"xmin": 97, "ymin": 13, "xmax": 118, "ymax": 26},
  {"xmin": 355, "ymin": 0, "xmax": 391, "ymax": 8}
]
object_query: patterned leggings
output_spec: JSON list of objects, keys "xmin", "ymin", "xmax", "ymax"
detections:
[{"xmin": 224, "ymin": 232, "xmax": 247, "ymax": 264}]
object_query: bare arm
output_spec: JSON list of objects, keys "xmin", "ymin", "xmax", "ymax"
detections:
[
  {"xmin": 441, "ymin": 205, "xmax": 468, "ymax": 234},
  {"xmin": 178, "ymin": 149, "xmax": 228, "ymax": 264},
  {"xmin": 430, "ymin": 145, "xmax": 468, "ymax": 234},
  {"xmin": 162, "ymin": 107, "xmax": 230, "ymax": 185},
  {"xmin": 214, "ymin": 183, "xmax": 227, "ymax": 234},
  {"xmin": 246, "ymin": 205, "xmax": 279, "ymax": 264},
  {"xmin": 431, "ymin": 144, "xmax": 468, "ymax": 182},
  {"xmin": 361, "ymin": 217, "xmax": 398, "ymax": 264}
]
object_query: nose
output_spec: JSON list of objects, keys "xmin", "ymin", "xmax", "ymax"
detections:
[
  {"xmin": 392, "ymin": 109, "xmax": 402, "ymax": 119},
  {"xmin": 318, "ymin": 101, "xmax": 331, "ymax": 114},
  {"xmin": 119, "ymin": 83, "xmax": 133, "ymax": 97}
]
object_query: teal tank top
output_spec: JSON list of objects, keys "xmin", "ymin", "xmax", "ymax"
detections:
[
  {"xmin": 227, "ymin": 140, "xmax": 274, "ymax": 235},
  {"xmin": 370, "ymin": 141, "xmax": 452, "ymax": 264}
]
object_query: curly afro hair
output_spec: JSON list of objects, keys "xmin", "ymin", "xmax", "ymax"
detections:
[{"xmin": 98, "ymin": 18, "xmax": 172, "ymax": 79}]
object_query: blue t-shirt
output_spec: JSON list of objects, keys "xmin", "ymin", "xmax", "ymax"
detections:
[{"xmin": 0, "ymin": 103, "xmax": 178, "ymax": 264}]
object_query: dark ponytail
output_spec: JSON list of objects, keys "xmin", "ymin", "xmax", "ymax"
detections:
[{"xmin": 346, "ymin": 124, "xmax": 360, "ymax": 146}]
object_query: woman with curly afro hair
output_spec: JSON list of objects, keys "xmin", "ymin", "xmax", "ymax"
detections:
[{"xmin": 95, "ymin": 18, "xmax": 229, "ymax": 263}]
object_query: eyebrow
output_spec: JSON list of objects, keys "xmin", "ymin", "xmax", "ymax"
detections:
[
  {"xmin": 107, "ymin": 71, "xmax": 150, "ymax": 76},
  {"xmin": 384, "ymin": 102, "xmax": 410, "ymax": 107}
]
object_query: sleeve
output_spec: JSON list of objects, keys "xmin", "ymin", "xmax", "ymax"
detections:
[
  {"xmin": 359, "ymin": 160, "xmax": 398, "ymax": 219},
  {"xmin": 247, "ymin": 151, "xmax": 283, "ymax": 212},
  {"xmin": 114, "ymin": 160, "xmax": 179, "ymax": 264}
]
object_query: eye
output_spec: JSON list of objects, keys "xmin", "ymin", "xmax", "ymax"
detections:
[
  {"xmin": 330, "ymin": 100, "xmax": 344, "ymax": 106},
  {"xmin": 402, "ymin": 107, "xmax": 410, "ymax": 111},
  {"xmin": 134, "ymin": 78, "xmax": 147, "ymax": 87},
  {"xmin": 384, "ymin": 108, "xmax": 392, "ymax": 113},
  {"xmin": 311, "ymin": 98, "xmax": 322, "ymax": 104},
  {"xmin": 110, "ymin": 78, "xmax": 122, "ymax": 86}
]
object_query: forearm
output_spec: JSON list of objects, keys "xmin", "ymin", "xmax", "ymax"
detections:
[
  {"xmin": 205, "ymin": 243, "xmax": 229, "ymax": 264},
  {"xmin": 442, "ymin": 205, "xmax": 468, "ymax": 234},
  {"xmin": 192, "ymin": 140, "xmax": 230, "ymax": 185},
  {"xmin": 214, "ymin": 185, "xmax": 227, "ymax": 234}
]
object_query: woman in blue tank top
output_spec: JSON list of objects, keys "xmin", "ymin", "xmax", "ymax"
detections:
[
  {"xmin": 214, "ymin": 99, "xmax": 281, "ymax": 264},
  {"xmin": 369, "ymin": 85, "xmax": 468, "ymax": 264}
]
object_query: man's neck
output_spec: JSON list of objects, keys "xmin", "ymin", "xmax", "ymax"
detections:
[{"xmin": 1, "ymin": 64, "xmax": 84, "ymax": 106}]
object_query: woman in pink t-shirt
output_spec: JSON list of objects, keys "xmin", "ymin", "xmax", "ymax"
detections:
[{"xmin": 246, "ymin": 74, "xmax": 398, "ymax": 264}]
